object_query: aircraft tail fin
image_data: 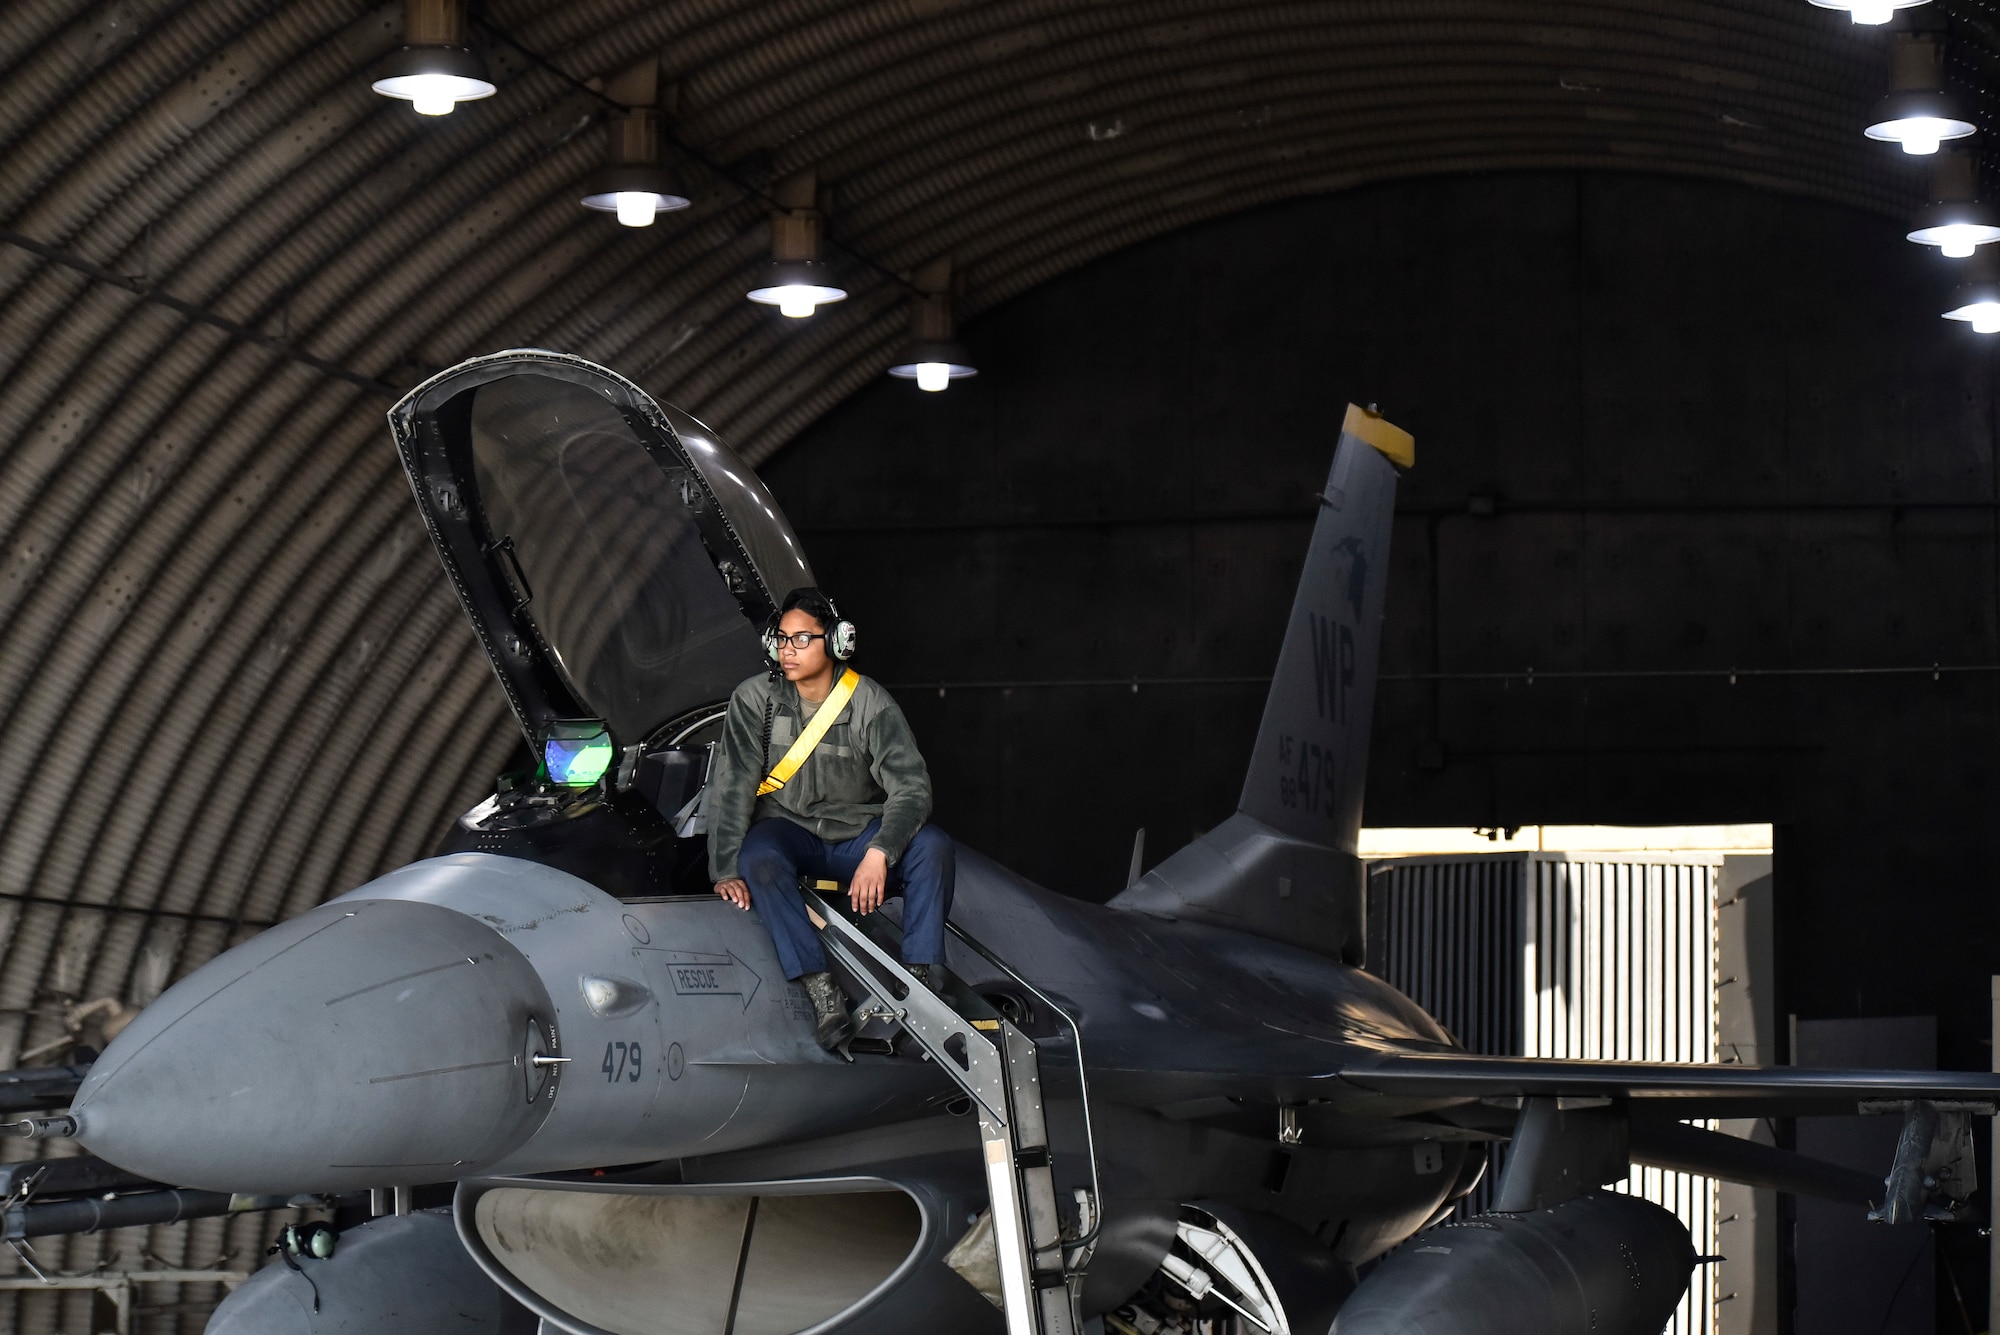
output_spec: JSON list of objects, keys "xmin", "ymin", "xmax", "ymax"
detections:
[
  {"xmin": 1237, "ymin": 404, "xmax": 1407, "ymax": 851},
  {"xmin": 1111, "ymin": 405, "xmax": 1409, "ymax": 961}
]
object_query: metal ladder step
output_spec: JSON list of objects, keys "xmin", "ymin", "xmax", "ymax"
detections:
[{"xmin": 802, "ymin": 885, "xmax": 1091, "ymax": 1335}]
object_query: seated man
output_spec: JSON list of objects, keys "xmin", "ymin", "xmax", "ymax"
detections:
[{"xmin": 708, "ymin": 587, "xmax": 955, "ymax": 1055}]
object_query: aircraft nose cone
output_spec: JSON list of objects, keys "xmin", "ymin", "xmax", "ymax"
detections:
[{"xmin": 73, "ymin": 898, "xmax": 558, "ymax": 1195}]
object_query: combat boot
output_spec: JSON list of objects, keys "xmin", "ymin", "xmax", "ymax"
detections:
[
  {"xmin": 905, "ymin": 963, "xmax": 951, "ymax": 994},
  {"xmin": 801, "ymin": 971, "xmax": 855, "ymax": 1060}
]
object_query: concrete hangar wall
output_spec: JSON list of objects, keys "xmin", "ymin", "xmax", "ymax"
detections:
[{"xmin": 770, "ymin": 167, "xmax": 2000, "ymax": 1078}]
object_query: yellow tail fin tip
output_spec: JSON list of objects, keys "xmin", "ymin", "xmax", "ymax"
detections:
[{"xmin": 1342, "ymin": 403, "xmax": 1415, "ymax": 468}]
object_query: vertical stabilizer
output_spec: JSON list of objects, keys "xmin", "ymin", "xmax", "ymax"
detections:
[
  {"xmin": 1111, "ymin": 406, "xmax": 1409, "ymax": 961},
  {"xmin": 1237, "ymin": 405, "xmax": 1407, "ymax": 852}
]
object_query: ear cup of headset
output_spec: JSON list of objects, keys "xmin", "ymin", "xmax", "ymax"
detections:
[
  {"xmin": 275, "ymin": 1222, "xmax": 337, "ymax": 1259},
  {"xmin": 828, "ymin": 619, "xmax": 858, "ymax": 660}
]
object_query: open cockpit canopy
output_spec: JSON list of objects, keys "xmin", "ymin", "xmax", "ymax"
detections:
[{"xmin": 389, "ymin": 350, "xmax": 812, "ymax": 758}]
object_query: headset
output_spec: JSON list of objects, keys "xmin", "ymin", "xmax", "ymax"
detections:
[
  {"xmin": 272, "ymin": 1222, "xmax": 337, "ymax": 1260},
  {"xmin": 267, "ymin": 1220, "xmax": 337, "ymax": 1312},
  {"xmin": 763, "ymin": 588, "xmax": 858, "ymax": 663}
]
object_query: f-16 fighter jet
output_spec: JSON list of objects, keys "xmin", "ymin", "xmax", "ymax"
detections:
[{"xmin": 42, "ymin": 350, "xmax": 2000, "ymax": 1335}]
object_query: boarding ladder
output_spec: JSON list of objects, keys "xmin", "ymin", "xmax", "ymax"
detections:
[{"xmin": 801, "ymin": 885, "xmax": 1100, "ymax": 1335}]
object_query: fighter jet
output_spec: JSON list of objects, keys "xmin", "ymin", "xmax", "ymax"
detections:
[{"xmin": 26, "ymin": 349, "xmax": 2000, "ymax": 1335}]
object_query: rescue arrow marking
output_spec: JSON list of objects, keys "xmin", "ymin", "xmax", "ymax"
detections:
[{"xmin": 657, "ymin": 950, "xmax": 763, "ymax": 1012}]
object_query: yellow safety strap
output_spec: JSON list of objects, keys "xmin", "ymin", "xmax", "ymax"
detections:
[{"xmin": 757, "ymin": 668, "xmax": 860, "ymax": 797}]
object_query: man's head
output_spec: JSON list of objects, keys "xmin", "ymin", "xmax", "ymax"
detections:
[{"xmin": 770, "ymin": 587, "xmax": 849, "ymax": 683}]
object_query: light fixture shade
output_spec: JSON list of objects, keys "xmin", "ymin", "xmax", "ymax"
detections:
[
  {"xmin": 746, "ymin": 179, "xmax": 847, "ymax": 317},
  {"xmin": 1865, "ymin": 90, "xmax": 1977, "ymax": 154},
  {"xmin": 887, "ymin": 276, "xmax": 975, "ymax": 389},
  {"xmin": 371, "ymin": 44, "xmax": 496, "ymax": 115},
  {"xmin": 1942, "ymin": 298, "xmax": 2000, "ymax": 332},
  {"xmin": 1942, "ymin": 258, "xmax": 2000, "ymax": 331},
  {"xmin": 888, "ymin": 339, "xmax": 978, "ymax": 390},
  {"xmin": 579, "ymin": 108, "xmax": 690, "ymax": 226},
  {"xmin": 580, "ymin": 164, "xmax": 691, "ymax": 221},
  {"xmin": 1806, "ymin": 0, "xmax": 1927, "ymax": 23},
  {"xmin": 1866, "ymin": 35, "xmax": 1974, "ymax": 155},
  {"xmin": 746, "ymin": 259, "xmax": 848, "ymax": 318},
  {"xmin": 1909, "ymin": 199, "xmax": 2000, "ymax": 255}
]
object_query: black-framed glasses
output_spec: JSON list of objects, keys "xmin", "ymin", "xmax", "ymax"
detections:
[{"xmin": 773, "ymin": 631, "xmax": 826, "ymax": 650}]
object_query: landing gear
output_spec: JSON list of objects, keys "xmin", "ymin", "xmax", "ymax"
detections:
[
  {"xmin": 1105, "ymin": 1286, "xmax": 1253, "ymax": 1335},
  {"xmin": 1108, "ymin": 1207, "xmax": 1292, "ymax": 1335}
]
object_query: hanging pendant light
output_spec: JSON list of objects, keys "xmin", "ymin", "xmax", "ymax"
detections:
[
  {"xmin": 888, "ymin": 259, "xmax": 976, "ymax": 391},
  {"xmin": 1942, "ymin": 251, "xmax": 2000, "ymax": 331},
  {"xmin": 1807, "ymin": 0, "xmax": 1927, "ymax": 26},
  {"xmin": 371, "ymin": 0, "xmax": 496, "ymax": 117},
  {"xmin": 1907, "ymin": 150, "xmax": 2000, "ymax": 257},
  {"xmin": 746, "ymin": 170, "xmax": 847, "ymax": 319},
  {"xmin": 1865, "ymin": 33, "xmax": 1974, "ymax": 156},
  {"xmin": 580, "ymin": 108, "xmax": 689, "ymax": 227}
]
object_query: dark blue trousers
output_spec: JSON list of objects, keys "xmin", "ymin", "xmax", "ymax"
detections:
[{"xmin": 738, "ymin": 818, "xmax": 956, "ymax": 979}]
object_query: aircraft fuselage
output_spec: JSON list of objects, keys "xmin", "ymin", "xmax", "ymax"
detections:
[{"xmin": 71, "ymin": 841, "xmax": 1471, "ymax": 1270}]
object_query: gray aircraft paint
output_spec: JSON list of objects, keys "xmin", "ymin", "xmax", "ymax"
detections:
[
  {"xmin": 1237, "ymin": 428, "xmax": 1397, "ymax": 857},
  {"xmin": 1331, "ymin": 1191, "xmax": 1697, "ymax": 1335},
  {"xmin": 207, "ymin": 1210, "xmax": 511, "ymax": 1334},
  {"xmin": 69, "ymin": 896, "xmax": 558, "ymax": 1193},
  {"xmin": 69, "ymin": 844, "xmax": 1460, "ymax": 1185},
  {"xmin": 68, "ymin": 828, "xmax": 1476, "ymax": 1331}
]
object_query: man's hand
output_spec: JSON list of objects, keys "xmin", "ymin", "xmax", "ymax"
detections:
[
  {"xmin": 849, "ymin": 848, "xmax": 890, "ymax": 915},
  {"xmin": 714, "ymin": 878, "xmax": 752, "ymax": 911}
]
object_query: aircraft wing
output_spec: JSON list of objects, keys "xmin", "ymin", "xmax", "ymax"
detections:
[
  {"xmin": 1086, "ymin": 1048, "xmax": 2000, "ymax": 1124},
  {"xmin": 1330, "ymin": 1052, "xmax": 2000, "ymax": 1218},
  {"xmin": 1334, "ymin": 1051, "xmax": 2000, "ymax": 1121}
]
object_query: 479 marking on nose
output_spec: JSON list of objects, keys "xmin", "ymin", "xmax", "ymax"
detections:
[{"xmin": 602, "ymin": 1041, "xmax": 643, "ymax": 1083}]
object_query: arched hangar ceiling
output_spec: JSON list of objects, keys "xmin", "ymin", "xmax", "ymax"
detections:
[{"xmin": 0, "ymin": 0, "xmax": 1963, "ymax": 1063}]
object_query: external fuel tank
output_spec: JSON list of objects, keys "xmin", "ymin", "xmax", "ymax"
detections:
[{"xmin": 1330, "ymin": 1191, "xmax": 1696, "ymax": 1335}]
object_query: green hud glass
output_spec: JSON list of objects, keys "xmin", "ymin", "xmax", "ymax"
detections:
[{"xmin": 543, "ymin": 719, "xmax": 614, "ymax": 788}]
